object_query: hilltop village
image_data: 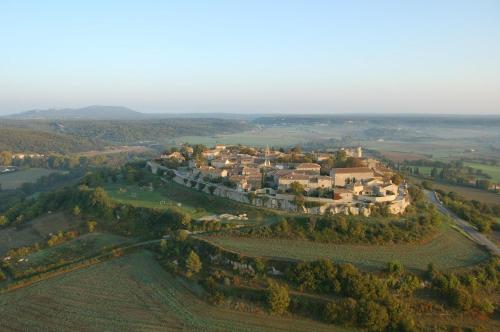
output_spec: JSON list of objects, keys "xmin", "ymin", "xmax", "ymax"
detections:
[{"xmin": 148, "ymin": 144, "xmax": 409, "ymax": 216}]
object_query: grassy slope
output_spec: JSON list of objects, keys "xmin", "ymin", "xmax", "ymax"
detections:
[
  {"xmin": 105, "ymin": 182, "xmax": 202, "ymax": 216},
  {"xmin": 0, "ymin": 168, "xmax": 61, "ymax": 190},
  {"xmin": 105, "ymin": 181, "xmax": 280, "ymax": 224},
  {"xmin": 201, "ymin": 220, "xmax": 489, "ymax": 272},
  {"xmin": 0, "ymin": 251, "xmax": 344, "ymax": 332}
]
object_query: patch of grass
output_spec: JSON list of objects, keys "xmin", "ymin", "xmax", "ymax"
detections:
[
  {"xmin": 0, "ymin": 168, "xmax": 62, "ymax": 190},
  {"xmin": 0, "ymin": 250, "xmax": 342, "ymax": 332},
  {"xmin": 201, "ymin": 221, "xmax": 489, "ymax": 272},
  {"xmin": 464, "ymin": 162, "xmax": 500, "ymax": 183},
  {"xmin": 105, "ymin": 181, "xmax": 280, "ymax": 225},
  {"xmin": 406, "ymin": 165, "xmax": 441, "ymax": 177},
  {"xmin": 106, "ymin": 183, "xmax": 190, "ymax": 210}
]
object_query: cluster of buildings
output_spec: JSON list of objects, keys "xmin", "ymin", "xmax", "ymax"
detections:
[
  {"xmin": 12, "ymin": 153, "xmax": 45, "ymax": 160},
  {"xmin": 153, "ymin": 144, "xmax": 409, "ymax": 215}
]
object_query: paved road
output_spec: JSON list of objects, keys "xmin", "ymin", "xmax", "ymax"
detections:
[{"xmin": 425, "ymin": 190, "xmax": 500, "ymax": 256}]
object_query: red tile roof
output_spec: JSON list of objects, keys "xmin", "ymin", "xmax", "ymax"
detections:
[
  {"xmin": 296, "ymin": 163, "xmax": 321, "ymax": 169},
  {"xmin": 332, "ymin": 167, "xmax": 373, "ymax": 174}
]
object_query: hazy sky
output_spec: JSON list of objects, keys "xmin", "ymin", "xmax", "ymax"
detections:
[{"xmin": 1, "ymin": 0, "xmax": 499, "ymax": 115}]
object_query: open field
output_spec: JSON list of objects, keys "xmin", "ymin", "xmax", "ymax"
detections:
[
  {"xmin": 362, "ymin": 139, "xmax": 497, "ymax": 161},
  {"xmin": 0, "ymin": 168, "xmax": 61, "ymax": 190},
  {"xmin": 378, "ymin": 151, "xmax": 430, "ymax": 162},
  {"xmin": 201, "ymin": 222, "xmax": 489, "ymax": 272},
  {"xmin": 406, "ymin": 165, "xmax": 439, "ymax": 177},
  {"xmin": 411, "ymin": 177, "xmax": 500, "ymax": 204},
  {"xmin": 172, "ymin": 124, "xmax": 500, "ymax": 163},
  {"xmin": 105, "ymin": 183, "xmax": 190, "ymax": 211},
  {"xmin": 173, "ymin": 125, "xmax": 341, "ymax": 147},
  {"xmin": 163, "ymin": 118, "xmax": 500, "ymax": 163},
  {"xmin": 0, "ymin": 250, "xmax": 343, "ymax": 332},
  {"xmin": 105, "ymin": 181, "xmax": 279, "ymax": 224},
  {"xmin": 76, "ymin": 145, "xmax": 154, "ymax": 157},
  {"xmin": 464, "ymin": 162, "xmax": 500, "ymax": 183},
  {"xmin": 10, "ymin": 233, "xmax": 128, "ymax": 274},
  {"xmin": 409, "ymin": 176, "xmax": 499, "ymax": 204},
  {"xmin": 0, "ymin": 212, "xmax": 76, "ymax": 256}
]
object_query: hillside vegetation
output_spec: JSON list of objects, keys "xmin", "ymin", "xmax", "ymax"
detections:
[
  {"xmin": 0, "ymin": 127, "xmax": 101, "ymax": 153},
  {"xmin": 1, "ymin": 118, "xmax": 254, "ymax": 145}
]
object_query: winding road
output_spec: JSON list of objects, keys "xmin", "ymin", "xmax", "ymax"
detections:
[{"xmin": 425, "ymin": 190, "xmax": 500, "ymax": 256}]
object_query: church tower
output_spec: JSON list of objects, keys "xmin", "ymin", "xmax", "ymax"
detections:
[
  {"xmin": 356, "ymin": 146, "xmax": 362, "ymax": 158},
  {"xmin": 263, "ymin": 145, "xmax": 271, "ymax": 167}
]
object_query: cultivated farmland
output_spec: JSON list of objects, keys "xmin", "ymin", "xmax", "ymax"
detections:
[
  {"xmin": 0, "ymin": 168, "xmax": 61, "ymax": 190},
  {"xmin": 0, "ymin": 212, "xmax": 76, "ymax": 256},
  {"xmin": 201, "ymin": 222, "xmax": 489, "ymax": 271},
  {"xmin": 0, "ymin": 251, "xmax": 343, "ymax": 332},
  {"xmin": 10, "ymin": 233, "xmax": 129, "ymax": 276}
]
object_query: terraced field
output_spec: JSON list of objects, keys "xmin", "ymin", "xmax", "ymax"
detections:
[
  {"xmin": 0, "ymin": 251, "xmax": 343, "ymax": 332},
  {"xmin": 202, "ymin": 222, "xmax": 489, "ymax": 271}
]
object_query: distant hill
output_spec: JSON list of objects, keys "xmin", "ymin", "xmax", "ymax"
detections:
[
  {"xmin": 5, "ymin": 105, "xmax": 144, "ymax": 120},
  {"xmin": 4, "ymin": 106, "xmax": 265, "ymax": 121},
  {"xmin": 0, "ymin": 127, "xmax": 102, "ymax": 154},
  {"xmin": 1, "ymin": 117, "xmax": 254, "ymax": 145}
]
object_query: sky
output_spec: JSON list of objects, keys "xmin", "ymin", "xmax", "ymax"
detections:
[{"xmin": 1, "ymin": 0, "xmax": 499, "ymax": 115}]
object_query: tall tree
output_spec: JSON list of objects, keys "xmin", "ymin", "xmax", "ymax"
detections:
[
  {"xmin": 186, "ymin": 250, "xmax": 202, "ymax": 276},
  {"xmin": 0, "ymin": 151, "xmax": 12, "ymax": 166},
  {"xmin": 266, "ymin": 281, "xmax": 290, "ymax": 315}
]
